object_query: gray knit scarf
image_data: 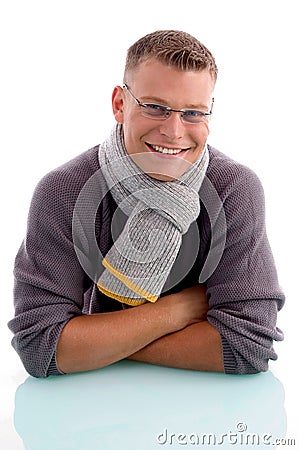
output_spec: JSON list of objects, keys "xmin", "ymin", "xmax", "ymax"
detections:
[{"xmin": 97, "ymin": 123, "xmax": 209, "ymax": 306}]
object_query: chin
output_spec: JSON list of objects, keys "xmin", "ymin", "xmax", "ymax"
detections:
[
  {"xmin": 148, "ymin": 173, "xmax": 177, "ymax": 182},
  {"xmin": 130, "ymin": 153, "xmax": 193, "ymax": 181}
]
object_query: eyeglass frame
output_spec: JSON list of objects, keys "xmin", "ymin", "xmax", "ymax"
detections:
[{"xmin": 122, "ymin": 83, "xmax": 214, "ymax": 124}]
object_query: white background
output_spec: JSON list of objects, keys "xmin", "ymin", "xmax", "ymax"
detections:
[{"xmin": 1, "ymin": 0, "xmax": 298, "ymax": 448}]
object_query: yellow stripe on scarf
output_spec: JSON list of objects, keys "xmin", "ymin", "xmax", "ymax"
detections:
[{"xmin": 98, "ymin": 257, "xmax": 158, "ymax": 304}]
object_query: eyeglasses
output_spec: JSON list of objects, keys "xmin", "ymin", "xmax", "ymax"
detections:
[{"xmin": 123, "ymin": 83, "xmax": 213, "ymax": 124}]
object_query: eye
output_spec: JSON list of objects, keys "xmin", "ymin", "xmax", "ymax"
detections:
[
  {"xmin": 184, "ymin": 110, "xmax": 205, "ymax": 117},
  {"xmin": 143, "ymin": 104, "xmax": 167, "ymax": 114}
]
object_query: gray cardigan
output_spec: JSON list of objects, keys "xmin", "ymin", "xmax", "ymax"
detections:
[{"xmin": 8, "ymin": 144, "xmax": 285, "ymax": 377}]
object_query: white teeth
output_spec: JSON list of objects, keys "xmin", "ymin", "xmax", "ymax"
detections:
[{"xmin": 151, "ymin": 145, "xmax": 182, "ymax": 155}]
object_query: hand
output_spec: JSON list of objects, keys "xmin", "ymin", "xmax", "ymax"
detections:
[{"xmin": 155, "ymin": 285, "xmax": 209, "ymax": 331}]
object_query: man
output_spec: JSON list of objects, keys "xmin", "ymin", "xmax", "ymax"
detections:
[{"xmin": 8, "ymin": 30, "xmax": 284, "ymax": 378}]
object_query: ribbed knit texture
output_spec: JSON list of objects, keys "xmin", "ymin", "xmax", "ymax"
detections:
[
  {"xmin": 97, "ymin": 124, "xmax": 209, "ymax": 305},
  {"xmin": 8, "ymin": 144, "xmax": 285, "ymax": 377}
]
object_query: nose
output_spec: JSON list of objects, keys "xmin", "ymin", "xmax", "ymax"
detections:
[{"xmin": 159, "ymin": 111, "xmax": 185, "ymax": 141}]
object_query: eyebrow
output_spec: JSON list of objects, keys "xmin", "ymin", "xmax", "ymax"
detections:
[{"xmin": 139, "ymin": 95, "xmax": 209, "ymax": 111}]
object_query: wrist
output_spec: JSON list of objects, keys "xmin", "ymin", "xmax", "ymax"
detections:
[{"xmin": 140, "ymin": 299, "xmax": 182, "ymax": 335}]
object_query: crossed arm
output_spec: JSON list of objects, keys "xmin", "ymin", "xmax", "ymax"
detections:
[{"xmin": 56, "ymin": 285, "xmax": 224, "ymax": 374}]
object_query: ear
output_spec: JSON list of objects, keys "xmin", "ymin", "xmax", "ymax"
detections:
[{"xmin": 112, "ymin": 86, "xmax": 124, "ymax": 123}]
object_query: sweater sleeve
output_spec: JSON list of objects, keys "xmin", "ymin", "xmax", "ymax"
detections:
[
  {"xmin": 205, "ymin": 159, "xmax": 285, "ymax": 374},
  {"xmin": 8, "ymin": 158, "xmax": 95, "ymax": 378}
]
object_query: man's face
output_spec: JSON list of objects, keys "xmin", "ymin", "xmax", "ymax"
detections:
[{"xmin": 112, "ymin": 59, "xmax": 215, "ymax": 180}]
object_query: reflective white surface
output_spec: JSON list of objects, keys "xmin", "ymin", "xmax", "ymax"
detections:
[
  {"xmin": 13, "ymin": 362, "xmax": 288, "ymax": 449},
  {"xmin": 1, "ymin": 356, "xmax": 293, "ymax": 450},
  {"xmin": 1, "ymin": 0, "xmax": 298, "ymax": 448}
]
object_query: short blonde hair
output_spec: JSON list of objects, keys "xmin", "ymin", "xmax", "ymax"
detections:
[{"xmin": 124, "ymin": 30, "xmax": 218, "ymax": 83}]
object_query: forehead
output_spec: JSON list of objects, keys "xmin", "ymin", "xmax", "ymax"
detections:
[{"xmin": 128, "ymin": 59, "xmax": 214, "ymax": 107}]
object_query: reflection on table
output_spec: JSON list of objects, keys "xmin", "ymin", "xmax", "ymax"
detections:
[{"xmin": 14, "ymin": 360, "xmax": 286, "ymax": 449}]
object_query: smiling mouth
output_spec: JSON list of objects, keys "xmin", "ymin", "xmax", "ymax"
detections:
[{"xmin": 146, "ymin": 143, "xmax": 190, "ymax": 155}]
